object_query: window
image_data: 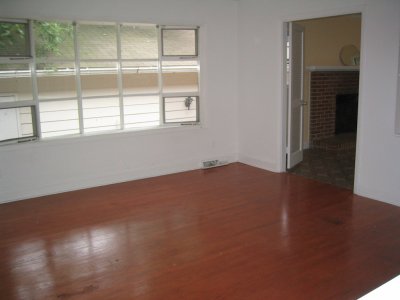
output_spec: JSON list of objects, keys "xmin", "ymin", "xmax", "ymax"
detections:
[
  {"xmin": 0, "ymin": 20, "xmax": 30, "ymax": 57},
  {"xmin": 160, "ymin": 27, "xmax": 200, "ymax": 126},
  {"xmin": 162, "ymin": 28, "xmax": 198, "ymax": 56},
  {"xmin": 163, "ymin": 96, "xmax": 199, "ymax": 123},
  {"xmin": 0, "ymin": 106, "xmax": 37, "ymax": 142},
  {"xmin": 0, "ymin": 20, "xmax": 200, "ymax": 143}
]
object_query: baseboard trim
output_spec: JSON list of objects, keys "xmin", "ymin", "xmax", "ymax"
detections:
[{"xmin": 238, "ymin": 154, "xmax": 280, "ymax": 173}]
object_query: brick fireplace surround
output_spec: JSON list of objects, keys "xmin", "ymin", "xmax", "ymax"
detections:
[{"xmin": 309, "ymin": 70, "xmax": 359, "ymax": 145}]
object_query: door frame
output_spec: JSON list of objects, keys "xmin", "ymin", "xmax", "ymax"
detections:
[
  {"xmin": 286, "ymin": 22, "xmax": 305, "ymax": 169},
  {"xmin": 280, "ymin": 8, "xmax": 364, "ymax": 191}
]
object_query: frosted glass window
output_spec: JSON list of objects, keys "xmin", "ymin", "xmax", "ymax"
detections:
[
  {"xmin": 164, "ymin": 96, "xmax": 198, "ymax": 123},
  {"xmin": 122, "ymin": 61, "xmax": 159, "ymax": 95},
  {"xmin": 40, "ymin": 100, "xmax": 79, "ymax": 138},
  {"xmin": 162, "ymin": 29, "xmax": 197, "ymax": 56},
  {"xmin": 121, "ymin": 24, "xmax": 158, "ymax": 59},
  {"xmin": 124, "ymin": 95, "xmax": 160, "ymax": 128},
  {"xmin": 162, "ymin": 61, "xmax": 199, "ymax": 93},
  {"xmin": 0, "ymin": 64, "xmax": 33, "ymax": 101},
  {"xmin": 0, "ymin": 18, "xmax": 201, "ymax": 143},
  {"xmin": 36, "ymin": 63, "xmax": 76, "ymax": 100},
  {"xmin": 80, "ymin": 62, "xmax": 118, "ymax": 97},
  {"xmin": 78, "ymin": 23, "xmax": 117, "ymax": 59},
  {"xmin": 83, "ymin": 97, "xmax": 120, "ymax": 133},
  {"xmin": 0, "ymin": 106, "xmax": 36, "ymax": 141}
]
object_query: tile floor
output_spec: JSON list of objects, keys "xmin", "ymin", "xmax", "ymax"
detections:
[{"xmin": 288, "ymin": 147, "xmax": 356, "ymax": 190}]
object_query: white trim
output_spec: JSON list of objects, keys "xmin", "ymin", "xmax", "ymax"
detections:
[
  {"xmin": 280, "ymin": 7, "xmax": 365, "ymax": 178},
  {"xmin": 116, "ymin": 23, "xmax": 124, "ymax": 130},
  {"xmin": 39, "ymin": 96, "xmax": 78, "ymax": 102},
  {"xmin": 0, "ymin": 100, "xmax": 35, "ymax": 109},
  {"xmin": 280, "ymin": 5, "xmax": 366, "ymax": 23},
  {"xmin": 307, "ymin": 66, "xmax": 360, "ymax": 72},
  {"xmin": 122, "ymin": 92, "xmax": 159, "ymax": 97},
  {"xmin": 162, "ymin": 92, "xmax": 199, "ymax": 98},
  {"xmin": 238, "ymin": 154, "xmax": 280, "ymax": 173},
  {"xmin": 279, "ymin": 22, "xmax": 289, "ymax": 172},
  {"xmin": 395, "ymin": 36, "xmax": 400, "ymax": 135},
  {"xmin": 353, "ymin": 9, "xmax": 367, "ymax": 195},
  {"xmin": 161, "ymin": 56, "xmax": 199, "ymax": 61},
  {"xmin": 157, "ymin": 25, "xmax": 164, "ymax": 125},
  {"xmin": 29, "ymin": 19, "xmax": 41, "ymax": 138},
  {"xmin": 0, "ymin": 121, "xmax": 204, "ymax": 150},
  {"xmin": 73, "ymin": 22, "xmax": 84, "ymax": 134}
]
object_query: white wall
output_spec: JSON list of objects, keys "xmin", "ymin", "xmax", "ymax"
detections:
[
  {"xmin": 354, "ymin": 0, "xmax": 400, "ymax": 206},
  {"xmin": 237, "ymin": 0, "xmax": 400, "ymax": 206},
  {"xmin": 0, "ymin": 0, "xmax": 239, "ymax": 203},
  {"xmin": 237, "ymin": 0, "xmax": 366, "ymax": 171},
  {"xmin": 2, "ymin": 0, "xmax": 400, "ymax": 207}
]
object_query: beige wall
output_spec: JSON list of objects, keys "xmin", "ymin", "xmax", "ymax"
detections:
[{"xmin": 295, "ymin": 14, "xmax": 361, "ymax": 146}]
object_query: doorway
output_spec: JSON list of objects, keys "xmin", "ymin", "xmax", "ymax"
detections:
[{"xmin": 285, "ymin": 14, "xmax": 362, "ymax": 190}]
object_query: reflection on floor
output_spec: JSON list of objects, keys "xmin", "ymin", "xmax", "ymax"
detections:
[{"xmin": 288, "ymin": 134, "xmax": 356, "ymax": 190}]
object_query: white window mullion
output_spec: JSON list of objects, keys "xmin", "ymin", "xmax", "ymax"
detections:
[
  {"xmin": 28, "ymin": 19, "xmax": 42, "ymax": 138},
  {"xmin": 73, "ymin": 22, "xmax": 84, "ymax": 134},
  {"xmin": 116, "ymin": 23, "xmax": 124, "ymax": 130},
  {"xmin": 157, "ymin": 25, "xmax": 164, "ymax": 125}
]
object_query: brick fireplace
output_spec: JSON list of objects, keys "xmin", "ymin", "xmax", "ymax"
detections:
[{"xmin": 309, "ymin": 70, "xmax": 359, "ymax": 146}]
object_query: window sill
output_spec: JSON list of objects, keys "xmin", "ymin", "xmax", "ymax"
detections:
[{"xmin": 0, "ymin": 123, "xmax": 204, "ymax": 150}]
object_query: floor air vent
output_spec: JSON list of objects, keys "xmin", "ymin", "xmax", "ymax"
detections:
[{"xmin": 202, "ymin": 160, "xmax": 228, "ymax": 169}]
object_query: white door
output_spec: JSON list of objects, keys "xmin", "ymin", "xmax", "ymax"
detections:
[{"xmin": 287, "ymin": 22, "xmax": 305, "ymax": 169}]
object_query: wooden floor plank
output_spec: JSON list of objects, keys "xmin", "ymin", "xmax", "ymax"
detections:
[{"xmin": 0, "ymin": 163, "xmax": 399, "ymax": 299}]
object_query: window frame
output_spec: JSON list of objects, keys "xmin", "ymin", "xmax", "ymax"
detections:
[
  {"xmin": 160, "ymin": 26, "xmax": 200, "ymax": 126},
  {"xmin": 0, "ymin": 19, "xmax": 201, "ymax": 144}
]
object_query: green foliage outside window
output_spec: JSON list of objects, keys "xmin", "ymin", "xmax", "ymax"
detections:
[
  {"xmin": 34, "ymin": 21, "xmax": 73, "ymax": 57},
  {"xmin": 0, "ymin": 21, "xmax": 73, "ymax": 58},
  {"xmin": 0, "ymin": 22, "xmax": 29, "ymax": 56}
]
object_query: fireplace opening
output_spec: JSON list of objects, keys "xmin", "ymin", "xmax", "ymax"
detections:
[{"xmin": 335, "ymin": 93, "xmax": 358, "ymax": 134}]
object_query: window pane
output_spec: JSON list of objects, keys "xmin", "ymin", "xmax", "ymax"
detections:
[
  {"xmin": 162, "ymin": 29, "xmax": 197, "ymax": 56},
  {"xmin": 40, "ymin": 100, "xmax": 79, "ymax": 138},
  {"xmin": 164, "ymin": 96, "xmax": 198, "ymax": 123},
  {"xmin": 121, "ymin": 24, "xmax": 158, "ymax": 59},
  {"xmin": 124, "ymin": 95, "xmax": 159, "ymax": 128},
  {"xmin": 0, "ymin": 64, "xmax": 33, "ymax": 101},
  {"xmin": 80, "ymin": 62, "xmax": 118, "ymax": 97},
  {"xmin": 36, "ymin": 63, "xmax": 76, "ymax": 100},
  {"xmin": 0, "ymin": 106, "xmax": 35, "ymax": 142},
  {"xmin": 0, "ymin": 21, "xmax": 30, "ymax": 57},
  {"xmin": 83, "ymin": 97, "xmax": 120, "ymax": 133},
  {"xmin": 34, "ymin": 21, "xmax": 74, "ymax": 59},
  {"xmin": 78, "ymin": 23, "xmax": 117, "ymax": 59},
  {"xmin": 162, "ymin": 61, "xmax": 199, "ymax": 93},
  {"xmin": 122, "ymin": 61, "xmax": 158, "ymax": 95}
]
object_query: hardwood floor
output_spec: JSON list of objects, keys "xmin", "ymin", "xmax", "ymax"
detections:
[{"xmin": 1, "ymin": 163, "xmax": 399, "ymax": 299}]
